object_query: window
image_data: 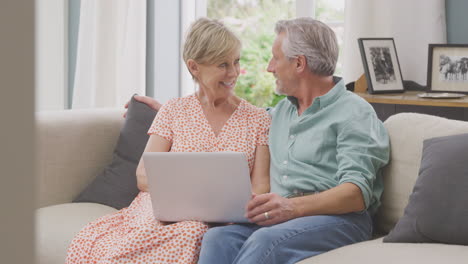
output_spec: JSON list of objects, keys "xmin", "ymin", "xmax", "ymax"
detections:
[
  {"xmin": 208, "ymin": 0, "xmax": 295, "ymax": 107},
  {"xmin": 205, "ymin": 0, "xmax": 344, "ymax": 107}
]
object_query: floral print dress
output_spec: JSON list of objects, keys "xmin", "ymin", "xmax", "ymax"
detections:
[{"xmin": 65, "ymin": 94, "xmax": 270, "ymax": 264}]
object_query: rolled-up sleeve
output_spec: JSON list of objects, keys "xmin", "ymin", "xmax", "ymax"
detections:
[{"xmin": 336, "ymin": 112, "xmax": 390, "ymax": 209}]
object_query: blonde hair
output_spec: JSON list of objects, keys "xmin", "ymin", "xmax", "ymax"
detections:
[{"xmin": 183, "ymin": 18, "xmax": 241, "ymax": 76}]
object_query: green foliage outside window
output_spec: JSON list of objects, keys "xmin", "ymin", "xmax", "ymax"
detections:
[
  {"xmin": 235, "ymin": 30, "xmax": 285, "ymax": 107},
  {"xmin": 208, "ymin": 0, "xmax": 344, "ymax": 107},
  {"xmin": 208, "ymin": 0, "xmax": 295, "ymax": 107}
]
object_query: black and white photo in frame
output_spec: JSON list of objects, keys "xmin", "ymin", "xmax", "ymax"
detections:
[
  {"xmin": 427, "ymin": 44, "xmax": 468, "ymax": 94},
  {"xmin": 358, "ymin": 38, "xmax": 404, "ymax": 94}
]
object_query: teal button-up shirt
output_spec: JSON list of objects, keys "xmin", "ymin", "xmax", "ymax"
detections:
[{"xmin": 269, "ymin": 78, "xmax": 390, "ymax": 215}]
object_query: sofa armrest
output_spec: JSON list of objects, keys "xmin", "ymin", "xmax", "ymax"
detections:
[{"xmin": 36, "ymin": 108, "xmax": 124, "ymax": 209}]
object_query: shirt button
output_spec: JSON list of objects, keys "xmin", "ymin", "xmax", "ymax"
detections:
[
  {"xmin": 283, "ymin": 160, "xmax": 288, "ymax": 165},
  {"xmin": 290, "ymin": 135, "xmax": 295, "ymax": 139},
  {"xmin": 283, "ymin": 175, "xmax": 288, "ymax": 180}
]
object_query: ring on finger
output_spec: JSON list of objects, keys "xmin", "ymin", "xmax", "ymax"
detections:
[{"xmin": 264, "ymin": 211, "xmax": 270, "ymax": 220}]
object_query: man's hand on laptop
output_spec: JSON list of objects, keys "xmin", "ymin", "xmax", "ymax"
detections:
[
  {"xmin": 245, "ymin": 193, "xmax": 298, "ymax": 226},
  {"xmin": 123, "ymin": 95, "xmax": 162, "ymax": 118}
]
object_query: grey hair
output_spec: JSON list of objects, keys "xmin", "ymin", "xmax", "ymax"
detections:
[{"xmin": 275, "ymin": 17, "xmax": 338, "ymax": 76}]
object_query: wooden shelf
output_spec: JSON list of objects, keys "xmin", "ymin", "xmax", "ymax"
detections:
[{"xmin": 355, "ymin": 91, "xmax": 468, "ymax": 108}]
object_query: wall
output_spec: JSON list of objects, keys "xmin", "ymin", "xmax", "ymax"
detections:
[
  {"xmin": 36, "ymin": 0, "xmax": 67, "ymax": 110},
  {"xmin": 446, "ymin": 0, "xmax": 468, "ymax": 43},
  {"xmin": 0, "ymin": 0, "xmax": 35, "ymax": 263}
]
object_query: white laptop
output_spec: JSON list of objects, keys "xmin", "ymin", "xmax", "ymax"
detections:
[{"xmin": 142, "ymin": 152, "xmax": 252, "ymax": 223}]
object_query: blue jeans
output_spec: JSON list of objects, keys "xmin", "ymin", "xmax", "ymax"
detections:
[{"xmin": 198, "ymin": 211, "xmax": 372, "ymax": 264}]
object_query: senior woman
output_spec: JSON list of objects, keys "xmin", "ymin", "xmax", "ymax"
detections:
[{"xmin": 65, "ymin": 18, "xmax": 271, "ymax": 264}]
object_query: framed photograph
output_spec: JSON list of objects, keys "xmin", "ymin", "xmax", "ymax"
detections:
[
  {"xmin": 358, "ymin": 38, "xmax": 404, "ymax": 94},
  {"xmin": 427, "ymin": 44, "xmax": 468, "ymax": 94}
]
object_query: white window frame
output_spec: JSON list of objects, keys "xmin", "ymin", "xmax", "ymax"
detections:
[
  {"xmin": 160, "ymin": 0, "xmax": 345, "ymax": 99},
  {"xmin": 151, "ymin": 0, "xmax": 207, "ymax": 100},
  {"xmin": 297, "ymin": 0, "xmax": 345, "ymax": 75},
  {"xmin": 180, "ymin": 0, "xmax": 207, "ymax": 97},
  {"xmin": 296, "ymin": 0, "xmax": 345, "ymax": 27},
  {"xmin": 296, "ymin": 0, "xmax": 315, "ymax": 18},
  {"xmin": 149, "ymin": 0, "xmax": 182, "ymax": 103}
]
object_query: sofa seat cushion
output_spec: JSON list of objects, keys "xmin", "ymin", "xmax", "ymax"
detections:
[
  {"xmin": 36, "ymin": 203, "xmax": 117, "ymax": 264},
  {"xmin": 297, "ymin": 238, "xmax": 468, "ymax": 264}
]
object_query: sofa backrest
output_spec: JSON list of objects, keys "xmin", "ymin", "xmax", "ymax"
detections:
[
  {"xmin": 376, "ymin": 112, "xmax": 468, "ymax": 234},
  {"xmin": 36, "ymin": 108, "xmax": 124, "ymax": 209}
]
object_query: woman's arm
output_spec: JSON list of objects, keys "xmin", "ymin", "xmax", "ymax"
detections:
[
  {"xmin": 250, "ymin": 145, "xmax": 270, "ymax": 194},
  {"xmin": 136, "ymin": 135, "xmax": 172, "ymax": 192}
]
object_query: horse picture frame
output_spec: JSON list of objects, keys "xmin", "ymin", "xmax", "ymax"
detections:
[
  {"xmin": 358, "ymin": 38, "xmax": 404, "ymax": 94},
  {"xmin": 427, "ymin": 44, "xmax": 468, "ymax": 94}
]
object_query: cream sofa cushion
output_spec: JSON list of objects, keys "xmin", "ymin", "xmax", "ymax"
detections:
[
  {"xmin": 36, "ymin": 109, "xmax": 123, "ymax": 209},
  {"xmin": 376, "ymin": 113, "xmax": 468, "ymax": 233},
  {"xmin": 36, "ymin": 203, "xmax": 117, "ymax": 264},
  {"xmin": 297, "ymin": 238, "xmax": 468, "ymax": 264}
]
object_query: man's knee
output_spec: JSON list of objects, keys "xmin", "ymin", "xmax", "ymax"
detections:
[
  {"xmin": 202, "ymin": 225, "xmax": 245, "ymax": 249},
  {"xmin": 200, "ymin": 225, "xmax": 254, "ymax": 264},
  {"xmin": 199, "ymin": 227, "xmax": 230, "ymax": 262},
  {"xmin": 239, "ymin": 227, "xmax": 284, "ymax": 257},
  {"xmin": 231, "ymin": 228, "xmax": 284, "ymax": 264},
  {"xmin": 245, "ymin": 227, "xmax": 276, "ymax": 246},
  {"xmin": 202, "ymin": 226, "xmax": 228, "ymax": 246}
]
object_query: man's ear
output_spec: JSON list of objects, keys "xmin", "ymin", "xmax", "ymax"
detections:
[
  {"xmin": 295, "ymin": 55, "xmax": 307, "ymax": 73},
  {"xmin": 187, "ymin": 59, "xmax": 199, "ymax": 77}
]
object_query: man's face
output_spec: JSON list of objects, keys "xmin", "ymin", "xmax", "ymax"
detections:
[{"xmin": 267, "ymin": 32, "xmax": 297, "ymax": 96}]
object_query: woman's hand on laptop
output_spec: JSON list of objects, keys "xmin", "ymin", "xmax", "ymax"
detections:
[{"xmin": 245, "ymin": 193, "xmax": 298, "ymax": 226}]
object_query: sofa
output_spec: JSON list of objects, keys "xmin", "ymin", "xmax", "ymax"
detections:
[{"xmin": 35, "ymin": 108, "xmax": 468, "ymax": 264}]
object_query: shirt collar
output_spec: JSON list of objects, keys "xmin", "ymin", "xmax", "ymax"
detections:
[
  {"xmin": 319, "ymin": 76, "xmax": 346, "ymax": 108},
  {"xmin": 287, "ymin": 76, "xmax": 345, "ymax": 109}
]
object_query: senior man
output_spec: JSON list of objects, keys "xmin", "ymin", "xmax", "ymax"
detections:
[{"xmin": 197, "ymin": 17, "xmax": 389, "ymax": 264}]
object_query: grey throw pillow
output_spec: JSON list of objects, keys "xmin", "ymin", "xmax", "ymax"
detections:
[
  {"xmin": 73, "ymin": 95, "xmax": 158, "ymax": 209},
  {"xmin": 384, "ymin": 133, "xmax": 468, "ymax": 245}
]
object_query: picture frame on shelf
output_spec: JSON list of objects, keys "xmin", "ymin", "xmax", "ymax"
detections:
[
  {"xmin": 358, "ymin": 38, "xmax": 405, "ymax": 94},
  {"xmin": 427, "ymin": 44, "xmax": 468, "ymax": 94}
]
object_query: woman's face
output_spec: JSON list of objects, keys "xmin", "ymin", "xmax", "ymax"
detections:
[{"xmin": 194, "ymin": 50, "xmax": 241, "ymax": 97}]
